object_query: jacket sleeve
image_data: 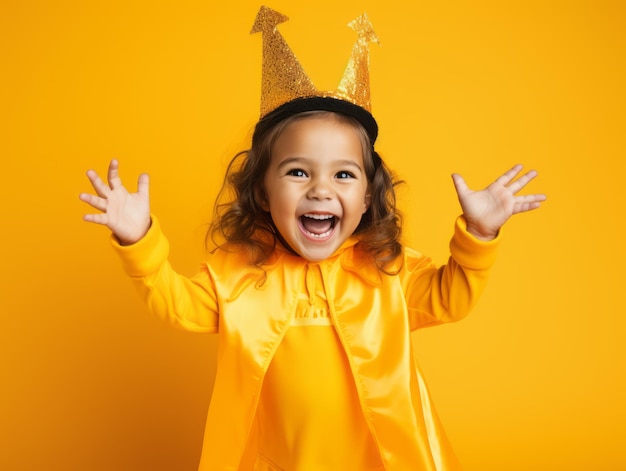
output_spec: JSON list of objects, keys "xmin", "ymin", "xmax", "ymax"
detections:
[
  {"xmin": 111, "ymin": 216, "xmax": 219, "ymax": 333},
  {"xmin": 401, "ymin": 216, "xmax": 500, "ymax": 330}
]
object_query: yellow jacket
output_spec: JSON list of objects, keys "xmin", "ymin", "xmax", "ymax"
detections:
[{"xmin": 113, "ymin": 216, "xmax": 499, "ymax": 471}]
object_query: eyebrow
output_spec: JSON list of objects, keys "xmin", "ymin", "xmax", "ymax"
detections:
[{"xmin": 276, "ymin": 157, "xmax": 363, "ymax": 172}]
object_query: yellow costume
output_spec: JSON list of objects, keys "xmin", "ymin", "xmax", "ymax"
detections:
[{"xmin": 113, "ymin": 215, "xmax": 499, "ymax": 470}]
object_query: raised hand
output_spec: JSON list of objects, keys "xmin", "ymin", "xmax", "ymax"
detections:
[
  {"xmin": 451, "ymin": 164, "xmax": 546, "ymax": 240},
  {"xmin": 79, "ymin": 159, "xmax": 151, "ymax": 245}
]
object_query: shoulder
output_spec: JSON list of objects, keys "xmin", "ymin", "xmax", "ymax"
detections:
[
  {"xmin": 203, "ymin": 243, "xmax": 288, "ymax": 283},
  {"xmin": 339, "ymin": 243, "xmax": 429, "ymax": 284},
  {"xmin": 200, "ymin": 244, "xmax": 280, "ymax": 300},
  {"xmin": 401, "ymin": 246, "xmax": 435, "ymax": 272},
  {"xmin": 203, "ymin": 244, "xmax": 263, "ymax": 275}
]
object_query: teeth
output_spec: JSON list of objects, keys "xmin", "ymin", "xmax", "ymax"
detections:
[
  {"xmin": 303, "ymin": 213, "xmax": 335, "ymax": 220},
  {"xmin": 303, "ymin": 228, "xmax": 333, "ymax": 238}
]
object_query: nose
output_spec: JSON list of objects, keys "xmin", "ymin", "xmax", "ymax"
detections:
[{"xmin": 306, "ymin": 177, "xmax": 334, "ymax": 200}]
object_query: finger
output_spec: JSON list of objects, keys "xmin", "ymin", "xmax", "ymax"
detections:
[
  {"xmin": 513, "ymin": 201, "xmax": 542, "ymax": 214},
  {"xmin": 107, "ymin": 159, "xmax": 123, "ymax": 190},
  {"xmin": 508, "ymin": 169, "xmax": 538, "ymax": 194},
  {"xmin": 515, "ymin": 193, "xmax": 547, "ymax": 204},
  {"xmin": 79, "ymin": 192, "xmax": 108, "ymax": 212},
  {"xmin": 494, "ymin": 164, "xmax": 523, "ymax": 187},
  {"xmin": 522, "ymin": 193, "xmax": 547, "ymax": 203},
  {"xmin": 451, "ymin": 173, "xmax": 470, "ymax": 197},
  {"xmin": 513, "ymin": 193, "xmax": 547, "ymax": 214},
  {"xmin": 86, "ymin": 169, "xmax": 111, "ymax": 198},
  {"xmin": 82, "ymin": 212, "xmax": 109, "ymax": 225},
  {"xmin": 137, "ymin": 173, "xmax": 150, "ymax": 196}
]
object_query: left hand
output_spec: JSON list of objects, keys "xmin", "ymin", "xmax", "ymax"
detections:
[{"xmin": 451, "ymin": 164, "xmax": 547, "ymax": 240}]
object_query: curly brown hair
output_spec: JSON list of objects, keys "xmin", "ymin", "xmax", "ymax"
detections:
[{"xmin": 208, "ymin": 110, "xmax": 403, "ymax": 273}]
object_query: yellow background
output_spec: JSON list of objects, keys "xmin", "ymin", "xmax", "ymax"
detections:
[{"xmin": 1, "ymin": 1, "xmax": 624, "ymax": 469}]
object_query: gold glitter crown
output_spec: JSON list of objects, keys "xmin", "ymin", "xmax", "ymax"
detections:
[{"xmin": 251, "ymin": 6, "xmax": 380, "ymax": 117}]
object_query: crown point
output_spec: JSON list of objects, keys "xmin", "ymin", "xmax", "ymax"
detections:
[
  {"xmin": 337, "ymin": 13, "xmax": 380, "ymax": 112},
  {"xmin": 251, "ymin": 6, "xmax": 289, "ymax": 34},
  {"xmin": 348, "ymin": 13, "xmax": 380, "ymax": 45},
  {"xmin": 252, "ymin": 6, "xmax": 316, "ymax": 116}
]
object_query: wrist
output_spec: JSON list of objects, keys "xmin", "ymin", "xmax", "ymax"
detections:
[
  {"xmin": 115, "ymin": 220, "xmax": 152, "ymax": 246},
  {"xmin": 465, "ymin": 222, "xmax": 498, "ymax": 241}
]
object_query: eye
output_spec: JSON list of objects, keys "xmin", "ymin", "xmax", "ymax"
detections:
[
  {"xmin": 336, "ymin": 170, "xmax": 355, "ymax": 179},
  {"xmin": 287, "ymin": 168, "xmax": 308, "ymax": 177}
]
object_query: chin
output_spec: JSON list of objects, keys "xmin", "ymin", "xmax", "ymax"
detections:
[{"xmin": 294, "ymin": 241, "xmax": 343, "ymax": 262}]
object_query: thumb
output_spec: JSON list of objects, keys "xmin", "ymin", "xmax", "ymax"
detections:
[
  {"xmin": 137, "ymin": 173, "xmax": 150, "ymax": 196},
  {"xmin": 451, "ymin": 173, "xmax": 469, "ymax": 198}
]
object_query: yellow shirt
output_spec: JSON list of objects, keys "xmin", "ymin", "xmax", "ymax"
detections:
[
  {"xmin": 112, "ymin": 215, "xmax": 500, "ymax": 470},
  {"xmin": 256, "ymin": 264, "xmax": 384, "ymax": 470}
]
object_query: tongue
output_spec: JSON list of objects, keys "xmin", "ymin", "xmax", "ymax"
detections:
[{"xmin": 301, "ymin": 216, "xmax": 333, "ymax": 235}]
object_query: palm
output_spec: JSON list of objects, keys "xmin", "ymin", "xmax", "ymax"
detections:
[
  {"xmin": 452, "ymin": 164, "xmax": 546, "ymax": 240},
  {"xmin": 80, "ymin": 160, "xmax": 151, "ymax": 245}
]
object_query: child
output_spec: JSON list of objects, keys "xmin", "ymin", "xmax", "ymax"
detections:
[{"xmin": 80, "ymin": 9, "xmax": 546, "ymax": 471}]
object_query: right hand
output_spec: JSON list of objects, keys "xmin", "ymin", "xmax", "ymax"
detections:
[{"xmin": 80, "ymin": 159, "xmax": 151, "ymax": 245}]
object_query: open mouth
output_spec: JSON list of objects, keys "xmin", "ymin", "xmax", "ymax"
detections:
[{"xmin": 299, "ymin": 213, "xmax": 338, "ymax": 239}]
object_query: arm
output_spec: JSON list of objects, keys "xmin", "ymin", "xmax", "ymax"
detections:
[
  {"xmin": 112, "ymin": 216, "xmax": 219, "ymax": 332},
  {"xmin": 403, "ymin": 216, "xmax": 498, "ymax": 329},
  {"xmin": 404, "ymin": 164, "xmax": 546, "ymax": 328},
  {"xmin": 80, "ymin": 160, "xmax": 219, "ymax": 332}
]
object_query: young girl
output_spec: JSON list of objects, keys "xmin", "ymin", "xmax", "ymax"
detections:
[{"xmin": 80, "ymin": 96, "xmax": 545, "ymax": 470}]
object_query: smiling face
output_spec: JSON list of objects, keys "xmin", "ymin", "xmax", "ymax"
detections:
[{"xmin": 262, "ymin": 115, "xmax": 371, "ymax": 262}]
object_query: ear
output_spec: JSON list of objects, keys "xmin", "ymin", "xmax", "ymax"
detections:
[
  {"xmin": 255, "ymin": 186, "xmax": 270, "ymax": 211},
  {"xmin": 363, "ymin": 192, "xmax": 371, "ymax": 214}
]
